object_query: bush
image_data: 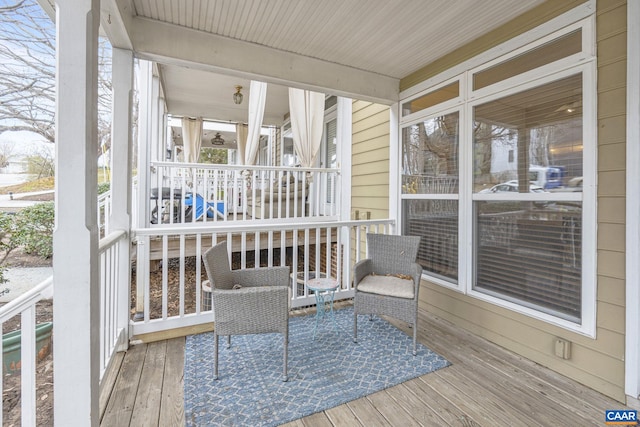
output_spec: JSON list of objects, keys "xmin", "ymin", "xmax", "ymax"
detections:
[
  {"xmin": 13, "ymin": 202, "xmax": 55, "ymax": 258},
  {"xmin": 97, "ymin": 182, "xmax": 111, "ymax": 195}
]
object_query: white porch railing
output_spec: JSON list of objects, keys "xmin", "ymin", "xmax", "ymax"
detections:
[
  {"xmin": 98, "ymin": 190, "xmax": 111, "ymax": 237},
  {"xmin": 148, "ymin": 162, "xmax": 340, "ymax": 225},
  {"xmin": 131, "ymin": 219, "xmax": 394, "ymax": 336},
  {"xmin": 0, "ymin": 277, "xmax": 53, "ymax": 426},
  {"xmin": 0, "ymin": 229, "xmax": 130, "ymax": 424},
  {"xmin": 98, "ymin": 229, "xmax": 130, "ymax": 380}
]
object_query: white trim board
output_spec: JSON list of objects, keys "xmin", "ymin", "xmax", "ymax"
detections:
[{"xmin": 626, "ymin": 0, "xmax": 640, "ymax": 401}]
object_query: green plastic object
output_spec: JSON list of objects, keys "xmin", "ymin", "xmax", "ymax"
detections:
[{"xmin": 3, "ymin": 322, "xmax": 53, "ymax": 375}]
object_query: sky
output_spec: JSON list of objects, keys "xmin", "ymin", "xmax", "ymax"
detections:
[{"xmin": 0, "ymin": 130, "xmax": 53, "ymax": 157}]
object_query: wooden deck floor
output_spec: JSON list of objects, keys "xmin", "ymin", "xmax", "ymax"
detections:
[{"xmin": 99, "ymin": 304, "xmax": 629, "ymax": 426}]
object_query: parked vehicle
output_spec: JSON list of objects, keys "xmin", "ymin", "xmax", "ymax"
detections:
[
  {"xmin": 529, "ymin": 165, "xmax": 566, "ymax": 190},
  {"xmin": 479, "ymin": 181, "xmax": 546, "ymax": 193}
]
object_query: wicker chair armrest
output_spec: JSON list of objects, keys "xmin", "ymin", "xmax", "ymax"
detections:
[
  {"xmin": 410, "ymin": 262, "xmax": 423, "ymax": 299},
  {"xmin": 354, "ymin": 259, "xmax": 373, "ymax": 286},
  {"xmin": 212, "ymin": 286, "xmax": 289, "ymax": 328},
  {"xmin": 230, "ymin": 266, "xmax": 290, "ymax": 288}
]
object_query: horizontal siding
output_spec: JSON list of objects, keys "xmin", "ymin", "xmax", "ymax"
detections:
[
  {"xmin": 598, "ymin": 276, "xmax": 625, "ymax": 306},
  {"xmin": 598, "ymin": 115, "xmax": 627, "ymax": 144},
  {"xmin": 351, "ymin": 100, "xmax": 390, "ymax": 220},
  {"xmin": 404, "ymin": 0, "xmax": 628, "ymax": 402},
  {"xmin": 598, "ymin": 196, "xmax": 625, "ymax": 223},
  {"xmin": 421, "ymin": 285, "xmax": 625, "ymax": 400}
]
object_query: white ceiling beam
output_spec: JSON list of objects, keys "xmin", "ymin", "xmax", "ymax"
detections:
[
  {"xmin": 100, "ymin": 0, "xmax": 134, "ymax": 50},
  {"xmin": 129, "ymin": 17, "xmax": 399, "ymax": 105}
]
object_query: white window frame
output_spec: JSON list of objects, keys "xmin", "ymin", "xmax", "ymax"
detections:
[
  {"xmin": 397, "ymin": 10, "xmax": 597, "ymax": 336},
  {"xmin": 399, "ymin": 103, "xmax": 465, "ymax": 291}
]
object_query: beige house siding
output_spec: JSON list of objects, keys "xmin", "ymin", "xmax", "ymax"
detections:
[
  {"xmin": 398, "ymin": 0, "xmax": 628, "ymax": 402},
  {"xmin": 351, "ymin": 100, "xmax": 390, "ymax": 220}
]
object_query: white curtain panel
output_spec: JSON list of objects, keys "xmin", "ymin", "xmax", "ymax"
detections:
[
  {"xmin": 288, "ymin": 88, "xmax": 324, "ymax": 168},
  {"xmin": 235, "ymin": 123, "xmax": 248, "ymax": 165},
  {"xmin": 244, "ymin": 80, "xmax": 268, "ymax": 166},
  {"xmin": 181, "ymin": 117, "xmax": 203, "ymax": 163}
]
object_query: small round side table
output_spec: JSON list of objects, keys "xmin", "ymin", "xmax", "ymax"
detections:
[{"xmin": 307, "ymin": 277, "xmax": 339, "ymax": 339}]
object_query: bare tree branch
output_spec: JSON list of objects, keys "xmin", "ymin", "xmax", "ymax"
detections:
[
  {"xmin": 0, "ymin": 1, "xmax": 26, "ymax": 13},
  {"xmin": 0, "ymin": 0, "xmax": 112, "ymax": 156}
]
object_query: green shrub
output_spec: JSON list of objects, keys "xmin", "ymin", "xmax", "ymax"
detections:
[
  {"xmin": 97, "ymin": 182, "xmax": 111, "ymax": 195},
  {"xmin": 14, "ymin": 202, "xmax": 55, "ymax": 258}
]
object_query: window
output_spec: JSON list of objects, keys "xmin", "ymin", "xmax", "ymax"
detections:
[
  {"xmin": 402, "ymin": 81, "xmax": 459, "ymax": 116},
  {"xmin": 402, "ymin": 112, "xmax": 459, "ymax": 283},
  {"xmin": 324, "ymin": 118, "xmax": 337, "ymax": 204},
  {"xmin": 281, "ymin": 122, "xmax": 297, "ymax": 166},
  {"xmin": 399, "ymin": 18, "xmax": 595, "ymax": 332}
]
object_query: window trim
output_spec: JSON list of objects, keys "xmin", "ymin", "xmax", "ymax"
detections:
[{"xmin": 397, "ymin": 13, "xmax": 597, "ymax": 337}]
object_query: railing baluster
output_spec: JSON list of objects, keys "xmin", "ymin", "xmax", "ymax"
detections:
[
  {"xmin": 196, "ymin": 234, "xmax": 202, "ymax": 313},
  {"xmin": 162, "ymin": 235, "xmax": 168, "ymax": 320},
  {"xmin": 21, "ymin": 306, "xmax": 36, "ymax": 426},
  {"xmin": 180, "ymin": 234, "xmax": 186, "ymax": 317}
]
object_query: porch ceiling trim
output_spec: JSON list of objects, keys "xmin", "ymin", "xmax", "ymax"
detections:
[
  {"xmin": 129, "ymin": 17, "xmax": 399, "ymax": 105},
  {"xmin": 100, "ymin": 0, "xmax": 135, "ymax": 50}
]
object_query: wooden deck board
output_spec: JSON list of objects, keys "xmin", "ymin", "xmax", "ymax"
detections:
[
  {"xmin": 129, "ymin": 341, "xmax": 167, "ymax": 426},
  {"xmin": 101, "ymin": 343, "xmax": 147, "ymax": 426},
  {"xmin": 99, "ymin": 351, "xmax": 125, "ymax": 422},
  {"xmin": 346, "ymin": 396, "xmax": 392, "ymax": 426},
  {"xmin": 100, "ymin": 304, "xmax": 630, "ymax": 426},
  {"xmin": 159, "ymin": 338, "xmax": 185, "ymax": 427},
  {"xmin": 366, "ymin": 388, "xmax": 424, "ymax": 426}
]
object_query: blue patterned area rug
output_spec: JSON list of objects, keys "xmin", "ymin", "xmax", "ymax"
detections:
[{"xmin": 184, "ymin": 306, "xmax": 450, "ymax": 426}]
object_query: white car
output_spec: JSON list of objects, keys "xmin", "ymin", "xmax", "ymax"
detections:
[{"xmin": 479, "ymin": 182, "xmax": 546, "ymax": 194}]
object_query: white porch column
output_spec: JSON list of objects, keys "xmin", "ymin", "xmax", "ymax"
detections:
[
  {"xmin": 337, "ymin": 97, "xmax": 352, "ymax": 222},
  {"xmin": 110, "ymin": 48, "xmax": 134, "ymax": 351},
  {"xmin": 53, "ymin": 0, "xmax": 101, "ymax": 425},
  {"xmin": 136, "ymin": 60, "xmax": 152, "ymax": 229},
  {"xmin": 626, "ymin": 0, "xmax": 640, "ymax": 401},
  {"xmin": 135, "ymin": 60, "xmax": 152, "ymax": 319},
  {"xmin": 337, "ymin": 97, "xmax": 353, "ymax": 290},
  {"xmin": 389, "ymin": 102, "xmax": 400, "ymax": 234}
]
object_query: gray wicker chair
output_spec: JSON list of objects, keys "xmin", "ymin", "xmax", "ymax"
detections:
[
  {"xmin": 353, "ymin": 233, "xmax": 422, "ymax": 355},
  {"xmin": 202, "ymin": 242, "xmax": 290, "ymax": 381}
]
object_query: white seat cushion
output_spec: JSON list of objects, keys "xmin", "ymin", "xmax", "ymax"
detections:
[{"xmin": 357, "ymin": 274, "xmax": 414, "ymax": 299}]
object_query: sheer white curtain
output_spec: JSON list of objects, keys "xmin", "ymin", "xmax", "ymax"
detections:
[
  {"xmin": 234, "ymin": 81, "xmax": 267, "ymax": 166},
  {"xmin": 181, "ymin": 117, "xmax": 202, "ymax": 163},
  {"xmin": 288, "ymin": 88, "xmax": 324, "ymax": 168},
  {"xmin": 244, "ymin": 80, "xmax": 267, "ymax": 166},
  {"xmin": 235, "ymin": 123, "xmax": 248, "ymax": 165}
]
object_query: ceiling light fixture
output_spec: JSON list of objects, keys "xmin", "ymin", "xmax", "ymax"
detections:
[
  {"xmin": 233, "ymin": 85, "xmax": 243, "ymax": 105},
  {"xmin": 211, "ymin": 132, "xmax": 225, "ymax": 145}
]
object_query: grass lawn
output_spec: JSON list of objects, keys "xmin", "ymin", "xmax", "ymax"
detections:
[{"xmin": 0, "ymin": 177, "xmax": 54, "ymax": 195}]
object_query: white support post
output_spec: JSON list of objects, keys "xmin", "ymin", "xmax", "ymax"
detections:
[
  {"xmin": 136, "ymin": 60, "xmax": 152, "ymax": 229},
  {"xmin": 135, "ymin": 60, "xmax": 152, "ymax": 319},
  {"xmin": 337, "ymin": 97, "xmax": 352, "ymax": 222},
  {"xmin": 389, "ymin": 103, "xmax": 400, "ymax": 235},
  {"xmin": 626, "ymin": 0, "xmax": 640, "ymax": 401},
  {"xmin": 110, "ymin": 48, "xmax": 134, "ymax": 351},
  {"xmin": 53, "ymin": 0, "xmax": 101, "ymax": 425},
  {"xmin": 150, "ymin": 76, "xmax": 160, "ymax": 163},
  {"xmin": 337, "ymin": 98, "xmax": 353, "ymax": 291}
]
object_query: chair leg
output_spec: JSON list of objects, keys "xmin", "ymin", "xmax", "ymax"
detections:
[
  {"xmin": 282, "ymin": 332, "xmax": 288, "ymax": 382},
  {"xmin": 227, "ymin": 335, "xmax": 231, "ymax": 349},
  {"xmin": 353, "ymin": 311, "xmax": 358, "ymax": 343},
  {"xmin": 412, "ymin": 323, "xmax": 417, "ymax": 356},
  {"xmin": 214, "ymin": 332, "xmax": 219, "ymax": 380}
]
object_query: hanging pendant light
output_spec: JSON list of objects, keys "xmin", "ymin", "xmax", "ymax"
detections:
[
  {"xmin": 233, "ymin": 85, "xmax": 243, "ymax": 105},
  {"xmin": 211, "ymin": 132, "xmax": 225, "ymax": 145}
]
